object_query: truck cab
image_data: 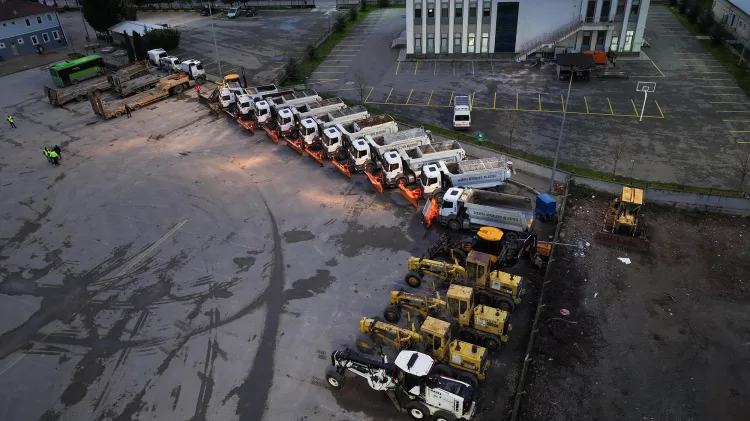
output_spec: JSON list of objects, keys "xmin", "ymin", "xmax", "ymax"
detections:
[
  {"xmin": 147, "ymin": 48, "xmax": 167, "ymax": 66},
  {"xmin": 275, "ymin": 108, "xmax": 295, "ymax": 134},
  {"xmin": 348, "ymin": 138, "xmax": 371, "ymax": 171},
  {"xmin": 227, "ymin": 7, "xmax": 240, "ymax": 18},
  {"xmin": 159, "ymin": 56, "xmax": 180, "ymax": 71},
  {"xmin": 299, "ymin": 117, "xmax": 319, "ymax": 145},
  {"xmin": 382, "ymin": 151, "xmax": 406, "ymax": 186},
  {"xmin": 235, "ymin": 94, "xmax": 254, "ymax": 116},
  {"xmin": 179, "ymin": 60, "xmax": 205, "ymax": 83},
  {"xmin": 453, "ymin": 95, "xmax": 471, "ymax": 130},
  {"xmin": 219, "ymin": 88, "xmax": 235, "ymax": 109},
  {"xmin": 321, "ymin": 127, "xmax": 345, "ymax": 159},
  {"xmin": 419, "ymin": 164, "xmax": 443, "ymax": 196},
  {"xmin": 254, "ymin": 100, "xmax": 271, "ymax": 124}
]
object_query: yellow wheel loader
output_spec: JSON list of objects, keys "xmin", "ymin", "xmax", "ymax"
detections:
[{"xmin": 356, "ymin": 316, "xmax": 490, "ymax": 388}]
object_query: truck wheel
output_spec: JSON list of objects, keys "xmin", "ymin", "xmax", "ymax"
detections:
[
  {"xmin": 114, "ymin": 111, "xmax": 122, "ymax": 118},
  {"xmin": 432, "ymin": 410, "xmax": 457, "ymax": 421},
  {"xmin": 456, "ymin": 372, "xmax": 479, "ymax": 389},
  {"xmin": 432, "ymin": 363, "xmax": 455, "ymax": 378},
  {"xmin": 447, "ymin": 219, "xmax": 461, "ymax": 231},
  {"xmin": 450, "ymin": 249, "xmax": 466, "ymax": 265},
  {"xmin": 503, "ymin": 231, "xmax": 519, "ymax": 242},
  {"xmin": 76, "ymin": 94, "xmax": 86, "ymax": 102},
  {"xmin": 494, "ymin": 296, "xmax": 515, "ymax": 313},
  {"xmin": 458, "ymin": 327, "xmax": 478, "ymax": 344},
  {"xmin": 475, "ymin": 291, "xmax": 493, "ymax": 306},
  {"xmin": 132, "ymin": 104, "xmax": 141, "ymax": 111},
  {"xmin": 481, "ymin": 334, "xmax": 502, "ymax": 352},
  {"xmin": 172, "ymin": 84, "xmax": 184, "ymax": 95},
  {"xmin": 335, "ymin": 149, "xmax": 347, "ymax": 161},
  {"xmin": 405, "ymin": 271, "xmax": 422, "ymax": 288},
  {"xmin": 195, "ymin": 76, "xmax": 205, "ymax": 86},
  {"xmin": 405, "ymin": 401, "xmax": 430, "ymax": 420},
  {"xmin": 383, "ymin": 306, "xmax": 401, "ymax": 323},
  {"xmin": 365, "ymin": 162, "xmax": 376, "ymax": 173},
  {"xmin": 325, "ymin": 368, "xmax": 346, "ymax": 390},
  {"xmin": 355, "ymin": 337, "xmax": 375, "ymax": 354}
]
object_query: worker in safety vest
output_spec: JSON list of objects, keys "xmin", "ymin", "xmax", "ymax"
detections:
[
  {"xmin": 43, "ymin": 148, "xmax": 52, "ymax": 163},
  {"xmin": 7, "ymin": 115, "xmax": 16, "ymax": 128},
  {"xmin": 48, "ymin": 149, "xmax": 60, "ymax": 166}
]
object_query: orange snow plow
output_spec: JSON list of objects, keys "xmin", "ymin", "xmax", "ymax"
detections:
[
  {"xmin": 422, "ymin": 198, "xmax": 440, "ymax": 229},
  {"xmin": 364, "ymin": 170, "xmax": 384, "ymax": 193},
  {"xmin": 332, "ymin": 159, "xmax": 352, "ymax": 178},
  {"xmin": 399, "ymin": 183, "xmax": 423, "ymax": 208},
  {"xmin": 308, "ymin": 149, "xmax": 325, "ymax": 166},
  {"xmin": 263, "ymin": 125, "xmax": 280, "ymax": 144},
  {"xmin": 237, "ymin": 118, "xmax": 255, "ymax": 133},
  {"xmin": 286, "ymin": 137, "xmax": 307, "ymax": 156}
]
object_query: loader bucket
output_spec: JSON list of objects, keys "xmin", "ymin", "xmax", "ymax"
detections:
[
  {"xmin": 286, "ymin": 138, "xmax": 307, "ymax": 156},
  {"xmin": 263, "ymin": 126, "xmax": 280, "ymax": 144},
  {"xmin": 398, "ymin": 183, "xmax": 422, "ymax": 208},
  {"xmin": 422, "ymin": 198, "xmax": 439, "ymax": 229},
  {"xmin": 332, "ymin": 159, "xmax": 352, "ymax": 178},
  {"xmin": 594, "ymin": 231, "xmax": 651, "ymax": 253},
  {"xmin": 237, "ymin": 118, "xmax": 255, "ymax": 133},
  {"xmin": 365, "ymin": 171, "xmax": 384, "ymax": 193},
  {"xmin": 308, "ymin": 149, "xmax": 325, "ymax": 167}
]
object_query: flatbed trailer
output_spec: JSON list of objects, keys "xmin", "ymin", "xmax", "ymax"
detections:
[
  {"xmin": 110, "ymin": 71, "xmax": 163, "ymax": 97},
  {"xmin": 90, "ymin": 74, "xmax": 191, "ymax": 119},
  {"xmin": 44, "ymin": 62, "xmax": 149, "ymax": 106}
]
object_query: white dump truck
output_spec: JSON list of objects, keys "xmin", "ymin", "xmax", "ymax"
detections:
[
  {"xmin": 218, "ymin": 88, "xmax": 235, "ymax": 109},
  {"xmin": 292, "ymin": 97, "xmax": 346, "ymax": 124},
  {"xmin": 347, "ymin": 127, "xmax": 434, "ymax": 173},
  {"xmin": 453, "ymin": 94, "xmax": 471, "ymax": 130},
  {"xmin": 419, "ymin": 157, "xmax": 513, "ymax": 197},
  {"xmin": 245, "ymin": 84, "xmax": 278, "ymax": 98},
  {"xmin": 317, "ymin": 106, "xmax": 370, "ymax": 129},
  {"xmin": 158, "ymin": 56, "xmax": 181, "ymax": 71},
  {"xmin": 432, "ymin": 187, "xmax": 534, "ymax": 237},
  {"xmin": 147, "ymin": 48, "xmax": 167, "ymax": 66},
  {"xmin": 177, "ymin": 60, "xmax": 206, "ymax": 84},
  {"xmin": 335, "ymin": 115, "xmax": 399, "ymax": 146},
  {"xmin": 234, "ymin": 93, "xmax": 254, "ymax": 116},
  {"xmin": 268, "ymin": 90, "xmax": 321, "ymax": 113},
  {"xmin": 382, "ymin": 140, "xmax": 466, "ymax": 188}
]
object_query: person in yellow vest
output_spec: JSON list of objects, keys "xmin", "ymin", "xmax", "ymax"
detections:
[
  {"xmin": 48, "ymin": 149, "xmax": 60, "ymax": 166},
  {"xmin": 7, "ymin": 115, "xmax": 16, "ymax": 128},
  {"xmin": 43, "ymin": 147, "xmax": 52, "ymax": 163}
]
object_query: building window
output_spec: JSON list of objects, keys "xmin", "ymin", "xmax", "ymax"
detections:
[
  {"xmin": 52, "ymin": 30, "xmax": 60, "ymax": 40},
  {"xmin": 601, "ymin": 1, "xmax": 611, "ymax": 20},
  {"xmin": 11, "ymin": 20, "xmax": 16, "ymax": 25},
  {"xmin": 415, "ymin": 2, "xmax": 422, "ymax": 19},
  {"xmin": 2, "ymin": 22, "xmax": 5, "ymax": 27},
  {"xmin": 415, "ymin": 34, "xmax": 422, "ymax": 53},
  {"xmin": 615, "ymin": 0, "xmax": 626, "ymax": 21},
  {"xmin": 582, "ymin": 31, "xmax": 592, "ymax": 50},
  {"xmin": 441, "ymin": 33, "xmax": 448, "ymax": 53},
  {"xmin": 468, "ymin": 32, "xmax": 475, "ymax": 53},
  {"xmin": 47, "ymin": 14, "xmax": 53, "ymax": 22},
  {"xmin": 454, "ymin": 33, "xmax": 461, "ymax": 51},
  {"xmin": 610, "ymin": 35, "xmax": 619, "ymax": 51},
  {"xmin": 624, "ymin": 30, "xmax": 634, "ymax": 51},
  {"xmin": 17, "ymin": 38, "xmax": 24, "ymax": 45},
  {"xmin": 481, "ymin": 33, "xmax": 489, "ymax": 53},
  {"xmin": 586, "ymin": 0, "xmax": 596, "ymax": 21},
  {"xmin": 483, "ymin": 5, "xmax": 490, "ymax": 17},
  {"xmin": 37, "ymin": 16, "xmax": 42, "ymax": 24},
  {"xmin": 0, "ymin": 43, "xmax": 5, "ymax": 49},
  {"xmin": 42, "ymin": 33, "xmax": 50, "ymax": 42},
  {"xmin": 441, "ymin": 4, "xmax": 449, "ymax": 19},
  {"xmin": 31, "ymin": 35, "xmax": 39, "ymax": 45},
  {"xmin": 25, "ymin": 18, "xmax": 31, "ymax": 26},
  {"xmin": 469, "ymin": 2, "xmax": 477, "ymax": 17},
  {"xmin": 629, "ymin": 0, "xmax": 640, "ymax": 21},
  {"xmin": 455, "ymin": 3, "xmax": 462, "ymax": 18},
  {"xmin": 427, "ymin": 33, "xmax": 434, "ymax": 53},
  {"xmin": 427, "ymin": 3, "xmax": 435, "ymax": 18}
]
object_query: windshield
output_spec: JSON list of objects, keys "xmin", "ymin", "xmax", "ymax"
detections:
[
  {"xmin": 282, "ymin": 117, "xmax": 292, "ymax": 124},
  {"xmin": 196, "ymin": 64, "xmax": 204, "ymax": 70},
  {"xmin": 229, "ymin": 7, "xmax": 238, "ymax": 12},
  {"xmin": 258, "ymin": 108, "xmax": 268, "ymax": 116},
  {"xmin": 455, "ymin": 115, "xmax": 470, "ymax": 121},
  {"xmin": 240, "ymin": 102, "xmax": 251, "ymax": 108},
  {"xmin": 221, "ymin": 95, "xmax": 231, "ymax": 101},
  {"xmin": 420, "ymin": 172, "xmax": 428, "ymax": 185},
  {"xmin": 323, "ymin": 134, "xmax": 338, "ymax": 146},
  {"xmin": 386, "ymin": 163, "xmax": 399, "ymax": 171}
]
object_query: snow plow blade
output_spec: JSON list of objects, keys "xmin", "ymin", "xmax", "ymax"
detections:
[
  {"xmin": 263, "ymin": 126, "xmax": 280, "ymax": 144},
  {"xmin": 237, "ymin": 118, "xmax": 255, "ymax": 133},
  {"xmin": 399, "ymin": 183, "xmax": 422, "ymax": 208},
  {"xmin": 308, "ymin": 149, "xmax": 325, "ymax": 167},
  {"xmin": 365, "ymin": 171, "xmax": 384, "ymax": 193},
  {"xmin": 422, "ymin": 198, "xmax": 439, "ymax": 229},
  {"xmin": 332, "ymin": 159, "xmax": 352, "ymax": 178},
  {"xmin": 286, "ymin": 138, "xmax": 307, "ymax": 156}
]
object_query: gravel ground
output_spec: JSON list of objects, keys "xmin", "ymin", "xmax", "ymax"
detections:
[{"xmin": 519, "ymin": 185, "xmax": 750, "ymax": 421}]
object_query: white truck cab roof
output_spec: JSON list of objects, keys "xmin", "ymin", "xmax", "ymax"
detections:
[
  {"xmin": 422, "ymin": 164, "xmax": 441, "ymax": 179},
  {"xmin": 384, "ymin": 150, "xmax": 401, "ymax": 165},
  {"xmin": 237, "ymin": 93, "xmax": 253, "ymax": 104},
  {"xmin": 323, "ymin": 127, "xmax": 340, "ymax": 138},
  {"xmin": 256, "ymin": 100, "xmax": 270, "ymax": 109},
  {"xmin": 278, "ymin": 108, "xmax": 294, "ymax": 119},
  {"xmin": 444, "ymin": 187, "xmax": 463, "ymax": 200},
  {"xmin": 301, "ymin": 117, "xmax": 317, "ymax": 129},
  {"xmin": 220, "ymin": 88, "xmax": 232, "ymax": 96},
  {"xmin": 351, "ymin": 138, "xmax": 368, "ymax": 151},
  {"xmin": 395, "ymin": 351, "xmax": 434, "ymax": 377}
]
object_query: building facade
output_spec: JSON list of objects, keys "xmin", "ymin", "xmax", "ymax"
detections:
[
  {"xmin": 712, "ymin": 0, "xmax": 750, "ymax": 44},
  {"xmin": 0, "ymin": 0, "xmax": 67, "ymax": 61},
  {"xmin": 406, "ymin": 0, "xmax": 650, "ymax": 58}
]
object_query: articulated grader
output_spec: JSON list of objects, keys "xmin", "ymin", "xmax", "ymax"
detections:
[
  {"xmin": 357, "ymin": 316, "xmax": 490, "ymax": 388},
  {"xmin": 405, "ymin": 250, "xmax": 524, "ymax": 312}
]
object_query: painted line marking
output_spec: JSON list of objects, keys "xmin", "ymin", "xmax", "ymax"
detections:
[
  {"xmin": 449, "ymin": 91, "xmax": 454, "ymax": 106},
  {"xmin": 472, "ymin": 61, "xmax": 475, "ymax": 76},
  {"xmin": 427, "ymin": 90, "xmax": 433, "ymax": 105},
  {"xmin": 651, "ymin": 60, "xmax": 665, "ymax": 77},
  {"xmin": 709, "ymin": 93, "xmax": 745, "ymax": 96},
  {"xmin": 723, "ymin": 119, "xmax": 750, "ymax": 122},
  {"xmin": 691, "ymin": 78, "xmax": 733, "ymax": 80},
  {"xmin": 453, "ymin": 61, "xmax": 456, "ymax": 76},
  {"xmin": 674, "ymin": 52, "xmax": 713, "ymax": 55},
  {"xmin": 655, "ymin": 100, "xmax": 664, "ymax": 118},
  {"xmin": 711, "ymin": 101, "xmax": 750, "ymax": 104},
  {"xmin": 682, "ymin": 64, "xmax": 724, "ymax": 67},
  {"xmin": 698, "ymin": 85, "xmax": 741, "ymax": 89},
  {"xmin": 365, "ymin": 87, "xmax": 374, "ymax": 102},
  {"xmin": 434, "ymin": 61, "xmax": 437, "ymax": 75},
  {"xmin": 584, "ymin": 96, "xmax": 589, "ymax": 114},
  {"xmin": 361, "ymin": 102, "xmax": 665, "ymax": 118},
  {"xmin": 538, "ymin": 94, "xmax": 542, "ymax": 111},
  {"xmin": 730, "ymin": 130, "xmax": 750, "ymax": 133},
  {"xmin": 631, "ymin": 99, "xmax": 638, "ymax": 116},
  {"xmin": 718, "ymin": 110, "xmax": 750, "ymax": 113},
  {"xmin": 516, "ymin": 93, "xmax": 519, "ymax": 110},
  {"xmin": 395, "ymin": 61, "xmax": 400, "ymax": 75},
  {"xmin": 561, "ymin": 95, "xmax": 565, "ymax": 112},
  {"xmin": 471, "ymin": 91, "xmax": 475, "ymax": 108},
  {"xmin": 693, "ymin": 71, "xmax": 727, "ymax": 74},
  {"xmin": 607, "ymin": 98, "xmax": 614, "ymax": 115},
  {"xmin": 385, "ymin": 87, "xmax": 393, "ymax": 104},
  {"xmin": 406, "ymin": 89, "xmax": 413, "ymax": 105},
  {"xmin": 493, "ymin": 92, "xmax": 497, "ymax": 109},
  {"xmin": 414, "ymin": 61, "xmax": 419, "ymax": 75},
  {"xmin": 308, "ymin": 79, "xmax": 340, "ymax": 82}
]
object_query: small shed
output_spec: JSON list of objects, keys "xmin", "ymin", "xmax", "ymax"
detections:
[{"xmin": 109, "ymin": 21, "xmax": 167, "ymax": 44}]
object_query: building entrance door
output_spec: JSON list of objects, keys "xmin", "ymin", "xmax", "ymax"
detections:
[{"xmin": 11, "ymin": 41, "xmax": 19, "ymax": 56}]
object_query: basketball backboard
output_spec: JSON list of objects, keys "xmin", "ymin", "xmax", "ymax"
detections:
[{"xmin": 636, "ymin": 81, "xmax": 656, "ymax": 93}]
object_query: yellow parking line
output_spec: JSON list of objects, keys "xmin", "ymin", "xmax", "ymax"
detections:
[
  {"xmin": 607, "ymin": 98, "xmax": 614, "ymax": 115},
  {"xmin": 395, "ymin": 61, "xmax": 401, "ymax": 75},
  {"xmin": 414, "ymin": 62, "xmax": 419, "ymax": 75},
  {"xmin": 364, "ymin": 87, "xmax": 374, "ymax": 103},
  {"xmin": 449, "ymin": 91, "xmax": 454, "ymax": 106},
  {"xmin": 584, "ymin": 96, "xmax": 589, "ymax": 113},
  {"xmin": 699, "ymin": 86, "xmax": 740, "ymax": 88},
  {"xmin": 561, "ymin": 95, "xmax": 565, "ymax": 112},
  {"xmin": 730, "ymin": 130, "xmax": 750, "ymax": 133},
  {"xmin": 538, "ymin": 94, "xmax": 542, "ymax": 111},
  {"xmin": 693, "ymin": 71, "xmax": 727, "ymax": 74},
  {"xmin": 516, "ymin": 93, "xmax": 519, "ymax": 110},
  {"xmin": 655, "ymin": 100, "xmax": 663, "ymax": 118},
  {"xmin": 406, "ymin": 89, "xmax": 413, "ymax": 104},
  {"xmin": 319, "ymin": 66, "xmax": 349, "ymax": 68},
  {"xmin": 631, "ymin": 99, "xmax": 638, "ymax": 116},
  {"xmin": 718, "ymin": 110, "xmax": 750, "ymax": 113},
  {"xmin": 493, "ymin": 92, "xmax": 497, "ymax": 109},
  {"xmin": 315, "ymin": 72, "xmax": 347, "ymax": 74},
  {"xmin": 308, "ymin": 79, "xmax": 340, "ymax": 82},
  {"xmin": 739, "ymin": 141, "xmax": 750, "ymax": 144},
  {"xmin": 427, "ymin": 90, "xmax": 433, "ymax": 105},
  {"xmin": 711, "ymin": 101, "xmax": 750, "ymax": 104},
  {"xmin": 651, "ymin": 60, "xmax": 665, "ymax": 77},
  {"xmin": 691, "ymin": 78, "xmax": 733, "ymax": 80},
  {"xmin": 385, "ymin": 87, "xmax": 394, "ymax": 103},
  {"xmin": 471, "ymin": 92, "xmax": 476, "ymax": 107},
  {"xmin": 723, "ymin": 119, "xmax": 750, "ymax": 122}
]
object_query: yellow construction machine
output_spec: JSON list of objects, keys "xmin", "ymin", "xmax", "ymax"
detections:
[
  {"xmin": 357, "ymin": 317, "xmax": 490, "ymax": 387},
  {"xmin": 596, "ymin": 186, "xmax": 649, "ymax": 252},
  {"xmin": 405, "ymin": 250, "xmax": 525, "ymax": 312},
  {"xmin": 446, "ymin": 284, "xmax": 511, "ymax": 351},
  {"xmin": 382, "ymin": 290, "xmax": 447, "ymax": 323}
]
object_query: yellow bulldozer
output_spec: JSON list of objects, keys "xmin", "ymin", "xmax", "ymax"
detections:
[
  {"xmin": 596, "ymin": 186, "xmax": 649, "ymax": 252},
  {"xmin": 357, "ymin": 316, "xmax": 490, "ymax": 388},
  {"xmin": 405, "ymin": 250, "xmax": 525, "ymax": 312}
]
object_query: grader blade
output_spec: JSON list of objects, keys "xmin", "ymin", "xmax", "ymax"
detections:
[
  {"xmin": 263, "ymin": 126, "xmax": 280, "ymax": 144},
  {"xmin": 332, "ymin": 159, "xmax": 352, "ymax": 178},
  {"xmin": 422, "ymin": 198, "xmax": 439, "ymax": 229},
  {"xmin": 286, "ymin": 138, "xmax": 307, "ymax": 156},
  {"xmin": 308, "ymin": 149, "xmax": 325, "ymax": 167},
  {"xmin": 237, "ymin": 118, "xmax": 255, "ymax": 133},
  {"xmin": 399, "ymin": 183, "xmax": 422, "ymax": 208},
  {"xmin": 365, "ymin": 171, "xmax": 384, "ymax": 193}
]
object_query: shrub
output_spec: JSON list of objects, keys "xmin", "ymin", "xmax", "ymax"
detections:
[
  {"xmin": 306, "ymin": 44, "xmax": 316, "ymax": 60},
  {"xmin": 698, "ymin": 9, "xmax": 715, "ymax": 33},
  {"xmin": 285, "ymin": 58, "xmax": 300, "ymax": 81},
  {"xmin": 678, "ymin": 0, "xmax": 689, "ymax": 14},
  {"xmin": 334, "ymin": 14, "xmax": 347, "ymax": 33},
  {"xmin": 709, "ymin": 24, "xmax": 725, "ymax": 44},
  {"xmin": 378, "ymin": 0, "xmax": 389, "ymax": 8},
  {"xmin": 686, "ymin": 1, "xmax": 700, "ymax": 23},
  {"xmin": 668, "ymin": 0, "xmax": 678, "ymax": 6},
  {"xmin": 143, "ymin": 28, "xmax": 181, "ymax": 51},
  {"xmin": 349, "ymin": 6, "xmax": 358, "ymax": 21}
]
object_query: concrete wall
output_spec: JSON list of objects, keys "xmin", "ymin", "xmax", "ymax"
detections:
[{"xmin": 0, "ymin": 25, "xmax": 66, "ymax": 60}]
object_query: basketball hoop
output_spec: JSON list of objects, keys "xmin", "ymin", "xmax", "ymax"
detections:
[{"xmin": 635, "ymin": 82, "xmax": 656, "ymax": 121}]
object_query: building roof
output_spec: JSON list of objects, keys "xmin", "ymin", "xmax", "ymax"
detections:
[
  {"xmin": 0, "ymin": 0, "xmax": 55, "ymax": 21},
  {"xmin": 109, "ymin": 20, "xmax": 165, "ymax": 36},
  {"xmin": 729, "ymin": 0, "xmax": 750, "ymax": 15}
]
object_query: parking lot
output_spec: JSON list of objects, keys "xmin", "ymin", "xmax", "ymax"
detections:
[
  {"xmin": 0, "ymin": 66, "xmax": 544, "ymax": 420},
  {"xmin": 313, "ymin": 4, "xmax": 748, "ymax": 190}
]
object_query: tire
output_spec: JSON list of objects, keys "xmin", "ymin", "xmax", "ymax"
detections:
[
  {"xmin": 195, "ymin": 76, "xmax": 205, "ymax": 86},
  {"xmin": 475, "ymin": 290, "xmax": 494, "ymax": 306},
  {"xmin": 432, "ymin": 363, "xmax": 454, "ymax": 378},
  {"xmin": 447, "ymin": 219, "xmax": 461, "ymax": 231},
  {"xmin": 325, "ymin": 368, "xmax": 346, "ymax": 390},
  {"xmin": 288, "ymin": 131, "xmax": 299, "ymax": 139},
  {"xmin": 72, "ymin": 79, "xmax": 79, "ymax": 85},
  {"xmin": 365, "ymin": 162, "xmax": 376, "ymax": 173},
  {"xmin": 432, "ymin": 410, "xmax": 457, "ymax": 421},
  {"xmin": 355, "ymin": 337, "xmax": 375, "ymax": 354},
  {"xmin": 494, "ymin": 296, "xmax": 515, "ymax": 313},
  {"xmin": 456, "ymin": 371, "xmax": 479, "ymax": 389},
  {"xmin": 450, "ymin": 248, "xmax": 466, "ymax": 265},
  {"xmin": 433, "ymin": 190, "xmax": 444, "ymax": 203},
  {"xmin": 172, "ymin": 84, "xmax": 184, "ymax": 95},
  {"xmin": 268, "ymin": 121, "xmax": 277, "ymax": 130},
  {"xmin": 503, "ymin": 231, "xmax": 519, "ymax": 242},
  {"xmin": 383, "ymin": 306, "xmax": 401, "ymax": 323},
  {"xmin": 335, "ymin": 149, "xmax": 347, "ymax": 161},
  {"xmin": 405, "ymin": 401, "xmax": 430, "ymax": 420},
  {"xmin": 458, "ymin": 327, "xmax": 478, "ymax": 344},
  {"xmin": 405, "ymin": 271, "xmax": 422, "ymax": 288},
  {"xmin": 132, "ymin": 104, "xmax": 141, "ymax": 111},
  {"xmin": 481, "ymin": 334, "xmax": 502, "ymax": 352},
  {"xmin": 76, "ymin": 94, "xmax": 86, "ymax": 101},
  {"xmin": 114, "ymin": 111, "xmax": 122, "ymax": 118}
]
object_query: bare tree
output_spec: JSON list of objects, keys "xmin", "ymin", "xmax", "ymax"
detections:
[
  {"xmin": 505, "ymin": 112, "xmax": 521, "ymax": 148},
  {"xmin": 611, "ymin": 136, "xmax": 626, "ymax": 176},
  {"xmin": 738, "ymin": 152, "xmax": 750, "ymax": 189},
  {"xmin": 354, "ymin": 69, "xmax": 368, "ymax": 104}
]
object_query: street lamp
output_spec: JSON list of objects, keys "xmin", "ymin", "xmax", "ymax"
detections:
[
  {"xmin": 549, "ymin": 70, "xmax": 574, "ymax": 192},
  {"xmin": 209, "ymin": 2, "xmax": 223, "ymax": 78},
  {"xmin": 76, "ymin": 0, "xmax": 90, "ymax": 42}
]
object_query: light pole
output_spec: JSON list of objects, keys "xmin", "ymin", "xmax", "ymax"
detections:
[
  {"xmin": 210, "ymin": 2, "xmax": 223, "ymax": 78},
  {"xmin": 76, "ymin": 0, "xmax": 90, "ymax": 42},
  {"xmin": 549, "ymin": 70, "xmax": 574, "ymax": 192}
]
